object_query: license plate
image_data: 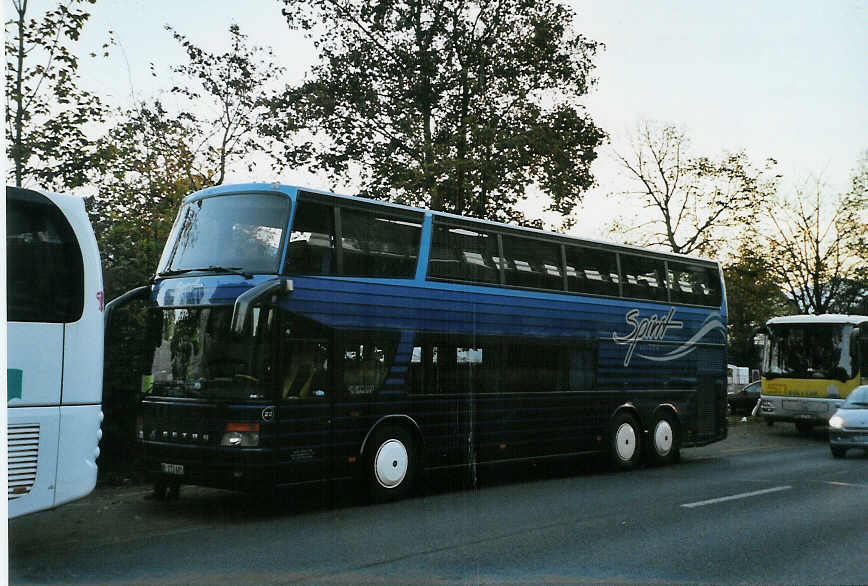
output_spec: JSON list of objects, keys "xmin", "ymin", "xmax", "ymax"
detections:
[{"xmin": 161, "ymin": 463, "xmax": 184, "ymax": 476}]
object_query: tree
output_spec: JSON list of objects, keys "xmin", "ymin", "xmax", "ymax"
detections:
[
  {"xmin": 90, "ymin": 101, "xmax": 201, "ymax": 299},
  {"xmin": 93, "ymin": 24, "xmax": 289, "ymax": 298},
  {"xmin": 91, "ymin": 26, "xmax": 289, "ymax": 480},
  {"xmin": 5, "ymin": 0, "xmax": 109, "ymax": 189},
  {"xmin": 166, "ymin": 24, "xmax": 289, "ymax": 184},
  {"xmin": 276, "ymin": 0, "xmax": 605, "ymax": 226},
  {"xmin": 612, "ymin": 121, "xmax": 779, "ymax": 256},
  {"xmin": 758, "ymin": 176, "xmax": 865, "ymax": 315},
  {"xmin": 723, "ymin": 241, "xmax": 792, "ymax": 366}
]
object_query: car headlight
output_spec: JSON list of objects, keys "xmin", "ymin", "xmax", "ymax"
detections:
[{"xmin": 829, "ymin": 415, "xmax": 844, "ymax": 429}]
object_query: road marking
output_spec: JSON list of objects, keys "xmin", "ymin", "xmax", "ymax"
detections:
[
  {"xmin": 824, "ymin": 481, "xmax": 868, "ymax": 489},
  {"xmin": 681, "ymin": 485, "xmax": 792, "ymax": 508}
]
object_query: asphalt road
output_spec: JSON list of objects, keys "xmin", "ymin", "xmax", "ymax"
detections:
[{"xmin": 9, "ymin": 417, "xmax": 868, "ymax": 585}]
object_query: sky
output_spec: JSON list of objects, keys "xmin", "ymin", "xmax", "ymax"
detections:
[{"xmin": 8, "ymin": 0, "xmax": 868, "ymax": 239}]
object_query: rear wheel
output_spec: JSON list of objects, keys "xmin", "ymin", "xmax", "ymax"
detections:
[
  {"xmin": 648, "ymin": 413, "xmax": 680, "ymax": 466},
  {"xmin": 366, "ymin": 425, "xmax": 416, "ymax": 503},
  {"xmin": 609, "ymin": 412, "xmax": 642, "ymax": 471},
  {"xmin": 152, "ymin": 479, "xmax": 168, "ymax": 501},
  {"xmin": 796, "ymin": 422, "xmax": 813, "ymax": 435}
]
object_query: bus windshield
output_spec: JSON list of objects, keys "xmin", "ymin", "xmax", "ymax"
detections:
[
  {"xmin": 764, "ymin": 323, "xmax": 854, "ymax": 381},
  {"xmin": 148, "ymin": 307, "xmax": 276, "ymax": 401},
  {"xmin": 164, "ymin": 193, "xmax": 291, "ymax": 275}
]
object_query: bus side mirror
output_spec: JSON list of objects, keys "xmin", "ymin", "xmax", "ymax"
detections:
[
  {"xmin": 230, "ymin": 278, "xmax": 293, "ymax": 335},
  {"xmin": 104, "ymin": 285, "xmax": 151, "ymax": 333}
]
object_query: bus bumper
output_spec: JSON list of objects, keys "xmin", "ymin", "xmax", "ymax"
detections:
[
  {"xmin": 759, "ymin": 396, "xmax": 842, "ymax": 426},
  {"xmin": 139, "ymin": 441, "xmax": 275, "ymax": 493}
]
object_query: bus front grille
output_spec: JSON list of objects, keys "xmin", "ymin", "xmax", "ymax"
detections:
[{"xmin": 8, "ymin": 423, "xmax": 39, "ymax": 500}]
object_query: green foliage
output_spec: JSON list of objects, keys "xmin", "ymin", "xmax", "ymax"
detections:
[
  {"xmin": 723, "ymin": 242, "xmax": 792, "ymax": 366},
  {"xmin": 91, "ymin": 26, "xmax": 289, "ymax": 479},
  {"xmin": 5, "ymin": 0, "xmax": 109, "ymax": 189},
  {"xmin": 613, "ymin": 121, "xmax": 779, "ymax": 257},
  {"xmin": 90, "ymin": 101, "xmax": 199, "ymax": 298},
  {"xmin": 276, "ymin": 0, "xmax": 605, "ymax": 226},
  {"xmin": 167, "ymin": 24, "xmax": 289, "ymax": 183}
]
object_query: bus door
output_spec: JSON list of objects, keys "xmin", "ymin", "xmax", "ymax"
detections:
[
  {"xmin": 859, "ymin": 326, "xmax": 868, "ymax": 385},
  {"xmin": 274, "ymin": 311, "xmax": 333, "ymax": 485}
]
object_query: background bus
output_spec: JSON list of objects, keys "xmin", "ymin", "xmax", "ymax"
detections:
[
  {"xmin": 758, "ymin": 314, "xmax": 868, "ymax": 433},
  {"xmin": 119, "ymin": 183, "xmax": 728, "ymax": 502},
  {"xmin": 6, "ymin": 186, "xmax": 104, "ymax": 518}
]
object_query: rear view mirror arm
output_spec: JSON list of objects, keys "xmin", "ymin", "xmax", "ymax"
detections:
[{"xmin": 230, "ymin": 278, "xmax": 294, "ymax": 335}]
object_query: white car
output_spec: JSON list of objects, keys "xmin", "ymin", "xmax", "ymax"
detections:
[{"xmin": 829, "ymin": 385, "xmax": 868, "ymax": 459}]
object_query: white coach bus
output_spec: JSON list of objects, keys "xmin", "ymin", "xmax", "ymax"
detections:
[{"xmin": 6, "ymin": 186, "xmax": 104, "ymax": 518}]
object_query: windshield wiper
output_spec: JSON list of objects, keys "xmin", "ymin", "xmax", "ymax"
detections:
[{"xmin": 158, "ymin": 266, "xmax": 253, "ymax": 279}]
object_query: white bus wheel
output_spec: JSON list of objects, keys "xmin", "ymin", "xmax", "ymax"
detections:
[
  {"xmin": 366, "ymin": 426, "xmax": 416, "ymax": 503},
  {"xmin": 610, "ymin": 412, "xmax": 642, "ymax": 471},
  {"xmin": 649, "ymin": 414, "xmax": 680, "ymax": 466}
]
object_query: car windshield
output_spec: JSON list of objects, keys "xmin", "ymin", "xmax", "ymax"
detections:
[
  {"xmin": 163, "ymin": 193, "xmax": 291, "ymax": 275},
  {"xmin": 843, "ymin": 387, "xmax": 868, "ymax": 408},
  {"xmin": 763, "ymin": 323, "xmax": 854, "ymax": 381},
  {"xmin": 146, "ymin": 307, "xmax": 276, "ymax": 401}
]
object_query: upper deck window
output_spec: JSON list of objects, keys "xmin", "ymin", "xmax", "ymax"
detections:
[
  {"xmin": 667, "ymin": 261, "xmax": 722, "ymax": 306},
  {"xmin": 565, "ymin": 245, "xmax": 620, "ymax": 297},
  {"xmin": 429, "ymin": 224, "xmax": 500, "ymax": 284},
  {"xmin": 500, "ymin": 234, "xmax": 564, "ymax": 291},
  {"xmin": 286, "ymin": 200, "xmax": 336, "ymax": 275},
  {"xmin": 166, "ymin": 193, "xmax": 290, "ymax": 275},
  {"xmin": 340, "ymin": 208, "xmax": 421, "ymax": 278},
  {"xmin": 620, "ymin": 254, "xmax": 668, "ymax": 302},
  {"xmin": 285, "ymin": 197, "xmax": 422, "ymax": 278}
]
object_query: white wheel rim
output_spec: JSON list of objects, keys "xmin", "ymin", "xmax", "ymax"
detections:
[
  {"xmin": 615, "ymin": 422, "xmax": 637, "ymax": 461},
  {"xmin": 654, "ymin": 420, "xmax": 673, "ymax": 456},
  {"xmin": 374, "ymin": 439, "xmax": 409, "ymax": 489}
]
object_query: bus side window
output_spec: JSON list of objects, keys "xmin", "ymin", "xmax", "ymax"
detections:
[
  {"xmin": 620, "ymin": 254, "xmax": 667, "ymax": 302},
  {"xmin": 668, "ymin": 262, "xmax": 721, "ymax": 306},
  {"xmin": 569, "ymin": 347, "xmax": 596, "ymax": 391},
  {"xmin": 565, "ymin": 246, "xmax": 620, "ymax": 297},
  {"xmin": 429, "ymin": 224, "xmax": 500, "ymax": 284},
  {"xmin": 500, "ymin": 342, "xmax": 565, "ymax": 392},
  {"xmin": 342, "ymin": 341, "xmax": 395, "ymax": 396},
  {"xmin": 282, "ymin": 339, "xmax": 329, "ymax": 399},
  {"xmin": 6, "ymin": 196, "xmax": 84, "ymax": 323},
  {"xmin": 339, "ymin": 208, "xmax": 421, "ymax": 278},
  {"xmin": 500, "ymin": 235, "xmax": 563, "ymax": 291},
  {"xmin": 286, "ymin": 200, "xmax": 337, "ymax": 275}
]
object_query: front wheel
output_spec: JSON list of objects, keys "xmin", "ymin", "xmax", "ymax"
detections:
[
  {"xmin": 796, "ymin": 422, "xmax": 813, "ymax": 435},
  {"xmin": 830, "ymin": 446, "xmax": 847, "ymax": 459},
  {"xmin": 609, "ymin": 412, "xmax": 642, "ymax": 471},
  {"xmin": 366, "ymin": 425, "xmax": 416, "ymax": 503},
  {"xmin": 648, "ymin": 413, "xmax": 680, "ymax": 466}
]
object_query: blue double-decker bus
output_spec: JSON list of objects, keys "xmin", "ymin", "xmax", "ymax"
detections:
[{"xmin": 114, "ymin": 183, "xmax": 728, "ymax": 502}]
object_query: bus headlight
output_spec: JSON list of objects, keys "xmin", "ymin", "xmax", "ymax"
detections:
[
  {"xmin": 829, "ymin": 415, "xmax": 844, "ymax": 429},
  {"xmin": 220, "ymin": 423, "xmax": 260, "ymax": 447}
]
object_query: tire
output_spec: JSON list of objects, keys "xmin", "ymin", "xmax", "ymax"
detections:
[
  {"xmin": 366, "ymin": 425, "xmax": 416, "ymax": 503},
  {"xmin": 152, "ymin": 479, "xmax": 168, "ymax": 501},
  {"xmin": 609, "ymin": 412, "xmax": 642, "ymax": 471},
  {"xmin": 796, "ymin": 422, "xmax": 813, "ymax": 435},
  {"xmin": 648, "ymin": 413, "xmax": 680, "ymax": 466},
  {"xmin": 830, "ymin": 446, "xmax": 847, "ymax": 459}
]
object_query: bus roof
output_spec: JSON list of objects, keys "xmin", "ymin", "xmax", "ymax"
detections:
[
  {"xmin": 184, "ymin": 182, "xmax": 721, "ymax": 267},
  {"xmin": 767, "ymin": 314, "xmax": 868, "ymax": 326}
]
